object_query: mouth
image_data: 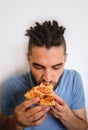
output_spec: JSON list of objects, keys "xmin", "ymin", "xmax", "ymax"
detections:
[{"xmin": 39, "ymin": 81, "xmax": 57, "ymax": 90}]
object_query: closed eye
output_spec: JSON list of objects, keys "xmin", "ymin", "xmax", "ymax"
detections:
[
  {"xmin": 52, "ymin": 63, "xmax": 64, "ymax": 70},
  {"xmin": 32, "ymin": 63, "xmax": 44, "ymax": 69},
  {"xmin": 32, "ymin": 63, "xmax": 64, "ymax": 70}
]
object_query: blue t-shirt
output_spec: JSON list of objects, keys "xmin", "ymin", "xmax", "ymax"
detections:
[{"xmin": 1, "ymin": 69, "xmax": 85, "ymax": 130}]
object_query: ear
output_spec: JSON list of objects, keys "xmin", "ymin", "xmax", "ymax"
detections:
[
  {"xmin": 26, "ymin": 53, "xmax": 30, "ymax": 62},
  {"xmin": 64, "ymin": 53, "xmax": 68, "ymax": 63}
]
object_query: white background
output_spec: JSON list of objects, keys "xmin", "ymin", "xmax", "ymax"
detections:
[{"xmin": 0, "ymin": 0, "xmax": 88, "ymax": 118}]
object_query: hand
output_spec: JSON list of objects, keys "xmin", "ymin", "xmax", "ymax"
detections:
[
  {"xmin": 14, "ymin": 97, "xmax": 50, "ymax": 128},
  {"xmin": 50, "ymin": 94, "xmax": 70, "ymax": 120},
  {"xmin": 50, "ymin": 94, "xmax": 88, "ymax": 130}
]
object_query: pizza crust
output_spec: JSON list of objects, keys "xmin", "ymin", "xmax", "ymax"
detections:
[{"xmin": 24, "ymin": 83, "xmax": 55, "ymax": 106}]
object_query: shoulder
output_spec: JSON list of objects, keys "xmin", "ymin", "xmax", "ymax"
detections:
[
  {"xmin": 62, "ymin": 69, "xmax": 83, "ymax": 90},
  {"xmin": 63, "ymin": 69, "xmax": 82, "ymax": 80},
  {"xmin": 3, "ymin": 72, "xmax": 30, "ymax": 90},
  {"xmin": 64, "ymin": 69, "xmax": 80, "ymax": 75},
  {"xmin": 64, "ymin": 69, "xmax": 84, "ymax": 94},
  {"xmin": 5, "ymin": 71, "xmax": 29, "ymax": 83},
  {"xmin": 62, "ymin": 70, "xmax": 85, "ymax": 109}
]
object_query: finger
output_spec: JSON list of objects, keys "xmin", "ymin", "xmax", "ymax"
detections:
[
  {"xmin": 54, "ymin": 94, "xmax": 65, "ymax": 105},
  {"xmin": 50, "ymin": 104, "xmax": 59, "ymax": 114},
  {"xmin": 55, "ymin": 101, "xmax": 64, "ymax": 111},
  {"xmin": 29, "ymin": 106, "xmax": 50, "ymax": 122},
  {"xmin": 51, "ymin": 99, "xmax": 68, "ymax": 116},
  {"xmin": 29, "ymin": 114, "xmax": 47, "ymax": 127},
  {"xmin": 25, "ymin": 105, "xmax": 50, "ymax": 118},
  {"xmin": 50, "ymin": 104, "xmax": 63, "ymax": 119},
  {"xmin": 15, "ymin": 97, "xmax": 40, "ymax": 114},
  {"xmin": 50, "ymin": 110, "xmax": 60, "ymax": 119},
  {"xmin": 51, "ymin": 100, "xmax": 65, "ymax": 113}
]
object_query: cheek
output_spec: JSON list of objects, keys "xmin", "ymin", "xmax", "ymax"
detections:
[
  {"xmin": 31, "ymin": 67, "xmax": 43, "ymax": 81},
  {"xmin": 54, "ymin": 68, "xmax": 64, "ymax": 81}
]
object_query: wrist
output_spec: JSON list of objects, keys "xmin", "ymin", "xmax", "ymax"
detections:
[{"xmin": 10, "ymin": 115, "xmax": 23, "ymax": 130}]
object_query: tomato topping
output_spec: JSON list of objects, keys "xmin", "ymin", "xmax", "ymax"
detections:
[{"xmin": 37, "ymin": 87, "xmax": 51, "ymax": 94}]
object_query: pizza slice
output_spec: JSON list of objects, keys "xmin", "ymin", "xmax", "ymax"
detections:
[{"xmin": 24, "ymin": 83, "xmax": 55, "ymax": 106}]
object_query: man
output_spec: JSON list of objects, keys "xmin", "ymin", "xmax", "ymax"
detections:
[{"xmin": 1, "ymin": 20, "xmax": 88, "ymax": 130}]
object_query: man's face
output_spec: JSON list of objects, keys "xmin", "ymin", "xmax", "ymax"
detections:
[{"xmin": 27, "ymin": 45, "xmax": 67, "ymax": 87}]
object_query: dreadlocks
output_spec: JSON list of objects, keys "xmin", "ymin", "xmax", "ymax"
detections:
[{"xmin": 25, "ymin": 20, "xmax": 66, "ymax": 54}]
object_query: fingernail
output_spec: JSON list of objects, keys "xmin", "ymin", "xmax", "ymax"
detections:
[
  {"xmin": 46, "ymin": 107, "xmax": 50, "ymax": 111},
  {"xmin": 36, "ymin": 97, "xmax": 40, "ymax": 101}
]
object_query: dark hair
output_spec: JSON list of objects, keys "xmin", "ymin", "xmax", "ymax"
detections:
[{"xmin": 25, "ymin": 20, "xmax": 66, "ymax": 54}]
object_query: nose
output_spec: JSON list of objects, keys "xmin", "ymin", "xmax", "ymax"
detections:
[{"xmin": 42, "ymin": 68, "xmax": 52, "ymax": 84}]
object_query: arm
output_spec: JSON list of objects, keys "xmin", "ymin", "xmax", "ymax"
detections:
[
  {"xmin": 0, "ymin": 115, "xmax": 23, "ymax": 130},
  {"xmin": 50, "ymin": 94, "xmax": 88, "ymax": 130},
  {"xmin": 60, "ymin": 108, "xmax": 87, "ymax": 130},
  {"xmin": 0, "ymin": 97, "xmax": 50, "ymax": 130}
]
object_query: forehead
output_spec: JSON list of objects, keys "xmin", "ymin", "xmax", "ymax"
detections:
[{"xmin": 30, "ymin": 46, "xmax": 65, "ymax": 65}]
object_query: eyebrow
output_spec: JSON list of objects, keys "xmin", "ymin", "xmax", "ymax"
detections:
[
  {"xmin": 52, "ymin": 63, "xmax": 64, "ymax": 67},
  {"xmin": 32, "ymin": 62, "xmax": 64, "ymax": 68}
]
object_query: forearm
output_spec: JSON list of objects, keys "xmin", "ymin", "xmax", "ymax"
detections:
[
  {"xmin": 0, "ymin": 115, "xmax": 23, "ymax": 130},
  {"xmin": 60, "ymin": 110, "xmax": 88, "ymax": 130}
]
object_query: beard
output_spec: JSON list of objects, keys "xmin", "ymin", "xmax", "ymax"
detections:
[
  {"xmin": 30, "ymin": 68, "xmax": 64, "ymax": 90},
  {"xmin": 30, "ymin": 70, "xmax": 58, "ymax": 90},
  {"xmin": 30, "ymin": 70, "xmax": 39, "ymax": 85}
]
